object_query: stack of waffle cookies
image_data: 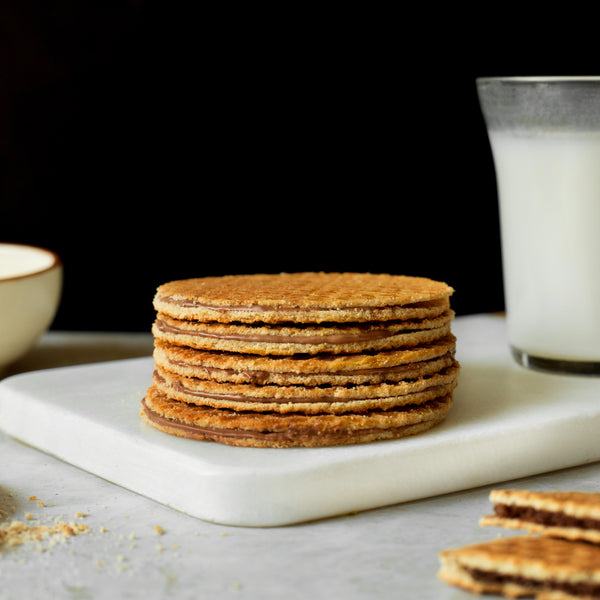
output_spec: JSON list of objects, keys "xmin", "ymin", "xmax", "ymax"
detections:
[{"xmin": 141, "ymin": 272, "xmax": 460, "ymax": 448}]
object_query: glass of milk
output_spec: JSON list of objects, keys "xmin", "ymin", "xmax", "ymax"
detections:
[{"xmin": 477, "ymin": 76, "xmax": 600, "ymax": 374}]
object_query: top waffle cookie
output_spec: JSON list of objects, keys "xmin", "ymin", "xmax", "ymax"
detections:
[{"xmin": 153, "ymin": 272, "xmax": 454, "ymax": 324}]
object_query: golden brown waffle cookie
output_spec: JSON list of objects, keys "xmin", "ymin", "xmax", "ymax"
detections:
[
  {"xmin": 152, "ymin": 360, "xmax": 459, "ymax": 414},
  {"xmin": 153, "ymin": 334, "xmax": 456, "ymax": 380},
  {"xmin": 438, "ymin": 535, "xmax": 600, "ymax": 599},
  {"xmin": 142, "ymin": 272, "xmax": 459, "ymax": 448},
  {"xmin": 153, "ymin": 272, "xmax": 454, "ymax": 324},
  {"xmin": 480, "ymin": 489, "xmax": 600, "ymax": 545},
  {"xmin": 153, "ymin": 339, "xmax": 457, "ymax": 386},
  {"xmin": 152, "ymin": 312, "xmax": 454, "ymax": 356},
  {"xmin": 141, "ymin": 385, "xmax": 454, "ymax": 448}
]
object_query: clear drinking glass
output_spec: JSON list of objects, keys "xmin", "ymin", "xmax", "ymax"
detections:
[{"xmin": 477, "ymin": 76, "xmax": 600, "ymax": 374}]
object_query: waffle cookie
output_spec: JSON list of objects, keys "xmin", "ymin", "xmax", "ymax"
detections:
[
  {"xmin": 438, "ymin": 535, "xmax": 600, "ymax": 599},
  {"xmin": 141, "ymin": 272, "xmax": 459, "ymax": 448},
  {"xmin": 141, "ymin": 386, "xmax": 454, "ymax": 448},
  {"xmin": 480, "ymin": 489, "xmax": 600, "ymax": 545},
  {"xmin": 152, "ymin": 272, "xmax": 453, "ymax": 324}
]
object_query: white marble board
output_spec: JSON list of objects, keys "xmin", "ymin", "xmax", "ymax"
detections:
[{"xmin": 1, "ymin": 315, "xmax": 599, "ymax": 527}]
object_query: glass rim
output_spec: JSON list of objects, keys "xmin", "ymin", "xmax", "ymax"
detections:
[{"xmin": 477, "ymin": 75, "xmax": 600, "ymax": 84}]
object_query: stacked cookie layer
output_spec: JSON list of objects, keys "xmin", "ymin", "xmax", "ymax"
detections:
[{"xmin": 141, "ymin": 272, "xmax": 460, "ymax": 448}]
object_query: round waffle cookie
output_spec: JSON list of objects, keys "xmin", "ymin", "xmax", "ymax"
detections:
[
  {"xmin": 142, "ymin": 272, "xmax": 459, "ymax": 448},
  {"xmin": 141, "ymin": 386, "xmax": 455, "ymax": 448},
  {"xmin": 153, "ymin": 272, "xmax": 454, "ymax": 324}
]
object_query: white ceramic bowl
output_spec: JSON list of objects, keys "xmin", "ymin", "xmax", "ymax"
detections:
[{"xmin": 0, "ymin": 243, "xmax": 63, "ymax": 369}]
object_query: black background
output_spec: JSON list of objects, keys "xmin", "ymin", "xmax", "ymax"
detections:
[{"xmin": 2, "ymin": 4, "xmax": 596, "ymax": 332}]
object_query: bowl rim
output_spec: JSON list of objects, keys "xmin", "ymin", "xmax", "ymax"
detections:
[{"xmin": 0, "ymin": 242, "xmax": 62, "ymax": 283}]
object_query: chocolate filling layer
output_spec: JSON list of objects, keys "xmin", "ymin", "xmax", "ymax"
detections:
[
  {"xmin": 466, "ymin": 568, "xmax": 600, "ymax": 597},
  {"xmin": 495, "ymin": 503, "xmax": 600, "ymax": 530}
]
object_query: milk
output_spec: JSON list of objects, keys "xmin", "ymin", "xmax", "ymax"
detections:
[
  {"xmin": 0, "ymin": 244, "xmax": 56, "ymax": 279},
  {"xmin": 489, "ymin": 130, "xmax": 600, "ymax": 361}
]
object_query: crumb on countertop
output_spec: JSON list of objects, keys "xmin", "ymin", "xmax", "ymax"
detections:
[{"xmin": 0, "ymin": 519, "xmax": 90, "ymax": 550}]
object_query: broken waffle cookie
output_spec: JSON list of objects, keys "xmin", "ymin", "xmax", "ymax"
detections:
[
  {"xmin": 141, "ymin": 272, "xmax": 459, "ymax": 447},
  {"xmin": 438, "ymin": 535, "xmax": 600, "ymax": 599},
  {"xmin": 480, "ymin": 489, "xmax": 600, "ymax": 544}
]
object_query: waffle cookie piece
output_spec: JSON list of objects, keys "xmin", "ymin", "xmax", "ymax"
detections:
[
  {"xmin": 142, "ymin": 272, "xmax": 459, "ymax": 447},
  {"xmin": 480, "ymin": 489, "xmax": 600, "ymax": 545},
  {"xmin": 438, "ymin": 535, "xmax": 600, "ymax": 599}
]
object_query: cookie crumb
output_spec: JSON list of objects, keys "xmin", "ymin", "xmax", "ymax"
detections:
[
  {"xmin": 0, "ymin": 518, "xmax": 90, "ymax": 550},
  {"xmin": 28, "ymin": 496, "xmax": 37, "ymax": 501},
  {"xmin": 154, "ymin": 525, "xmax": 165, "ymax": 535}
]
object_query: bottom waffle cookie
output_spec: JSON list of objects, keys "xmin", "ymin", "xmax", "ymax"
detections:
[
  {"xmin": 140, "ymin": 385, "xmax": 454, "ymax": 448},
  {"xmin": 438, "ymin": 535, "xmax": 600, "ymax": 600}
]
